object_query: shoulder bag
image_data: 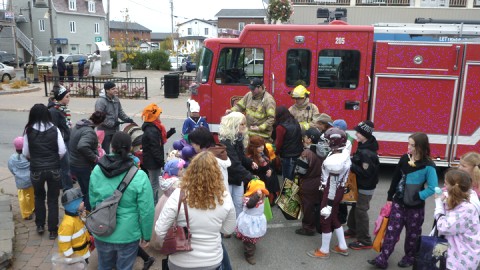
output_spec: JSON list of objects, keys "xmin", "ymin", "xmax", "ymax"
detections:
[
  {"xmin": 160, "ymin": 190, "xmax": 193, "ymax": 255},
  {"xmin": 86, "ymin": 166, "xmax": 138, "ymax": 236}
]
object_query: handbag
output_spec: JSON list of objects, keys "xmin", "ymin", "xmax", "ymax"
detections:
[
  {"xmin": 413, "ymin": 216, "xmax": 448, "ymax": 270},
  {"xmin": 372, "ymin": 217, "xmax": 388, "ymax": 252},
  {"xmin": 86, "ymin": 166, "xmax": 138, "ymax": 236},
  {"xmin": 341, "ymin": 171, "xmax": 358, "ymax": 204},
  {"xmin": 276, "ymin": 177, "xmax": 302, "ymax": 220},
  {"xmin": 159, "ymin": 190, "xmax": 193, "ymax": 255}
]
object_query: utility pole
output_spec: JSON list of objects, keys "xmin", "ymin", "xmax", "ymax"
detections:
[
  {"xmin": 106, "ymin": 0, "xmax": 110, "ymax": 45},
  {"xmin": 170, "ymin": 0, "xmax": 174, "ymax": 53},
  {"xmin": 27, "ymin": 1, "xmax": 39, "ymax": 83}
]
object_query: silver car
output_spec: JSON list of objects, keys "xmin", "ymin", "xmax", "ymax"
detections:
[{"xmin": 0, "ymin": 63, "xmax": 16, "ymax": 82}]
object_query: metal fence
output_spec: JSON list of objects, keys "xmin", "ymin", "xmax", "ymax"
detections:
[{"xmin": 43, "ymin": 75, "xmax": 148, "ymax": 100}]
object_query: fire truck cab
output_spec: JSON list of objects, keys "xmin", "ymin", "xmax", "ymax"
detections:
[{"xmin": 192, "ymin": 22, "xmax": 480, "ymax": 166}]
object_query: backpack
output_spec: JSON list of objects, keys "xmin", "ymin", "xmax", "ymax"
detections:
[{"xmin": 86, "ymin": 166, "xmax": 138, "ymax": 236}]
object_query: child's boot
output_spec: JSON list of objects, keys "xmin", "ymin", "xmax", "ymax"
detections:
[{"xmin": 243, "ymin": 241, "xmax": 256, "ymax": 265}]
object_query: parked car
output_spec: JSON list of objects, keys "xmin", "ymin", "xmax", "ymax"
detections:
[
  {"xmin": 180, "ymin": 58, "xmax": 196, "ymax": 72},
  {"xmin": 35, "ymin": 56, "xmax": 55, "ymax": 68},
  {"xmin": 0, "ymin": 52, "xmax": 23, "ymax": 67},
  {"xmin": 0, "ymin": 63, "xmax": 16, "ymax": 82},
  {"xmin": 169, "ymin": 56, "xmax": 185, "ymax": 71}
]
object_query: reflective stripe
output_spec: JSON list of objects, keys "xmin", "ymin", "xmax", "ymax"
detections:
[
  {"xmin": 58, "ymin": 235, "xmax": 72, "ymax": 242},
  {"xmin": 71, "ymin": 226, "xmax": 86, "ymax": 240},
  {"xmin": 63, "ymin": 248, "xmax": 74, "ymax": 257}
]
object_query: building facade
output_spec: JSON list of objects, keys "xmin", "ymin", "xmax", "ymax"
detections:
[
  {"xmin": 176, "ymin": 19, "xmax": 217, "ymax": 54},
  {"xmin": 109, "ymin": 20, "xmax": 151, "ymax": 47},
  {"xmin": 215, "ymin": 9, "xmax": 267, "ymax": 37}
]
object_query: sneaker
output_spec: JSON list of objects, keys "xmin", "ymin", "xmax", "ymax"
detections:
[
  {"xmin": 49, "ymin": 231, "xmax": 58, "ymax": 240},
  {"xmin": 36, "ymin": 226, "xmax": 44, "ymax": 235},
  {"xmin": 344, "ymin": 229, "xmax": 356, "ymax": 239},
  {"xmin": 246, "ymin": 256, "xmax": 256, "ymax": 265},
  {"xmin": 367, "ymin": 259, "xmax": 387, "ymax": 269},
  {"xmin": 295, "ymin": 228, "xmax": 315, "ymax": 236},
  {"xmin": 143, "ymin": 256, "xmax": 155, "ymax": 270},
  {"xmin": 348, "ymin": 241, "xmax": 373, "ymax": 250},
  {"xmin": 330, "ymin": 245, "xmax": 349, "ymax": 256},
  {"xmin": 306, "ymin": 248, "xmax": 330, "ymax": 259},
  {"xmin": 397, "ymin": 260, "xmax": 413, "ymax": 268}
]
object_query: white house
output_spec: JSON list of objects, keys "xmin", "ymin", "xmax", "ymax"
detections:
[{"xmin": 176, "ymin": 19, "xmax": 217, "ymax": 54}]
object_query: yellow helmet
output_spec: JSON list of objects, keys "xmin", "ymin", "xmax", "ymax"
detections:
[{"xmin": 291, "ymin": 85, "xmax": 310, "ymax": 98}]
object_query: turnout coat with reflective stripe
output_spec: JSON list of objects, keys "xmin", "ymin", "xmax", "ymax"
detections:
[{"xmin": 58, "ymin": 214, "xmax": 91, "ymax": 258}]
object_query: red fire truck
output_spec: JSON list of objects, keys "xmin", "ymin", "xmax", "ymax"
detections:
[{"xmin": 190, "ymin": 22, "xmax": 480, "ymax": 166}]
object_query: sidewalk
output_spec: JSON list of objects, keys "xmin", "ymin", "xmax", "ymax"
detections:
[{"xmin": 0, "ymin": 69, "xmax": 191, "ymax": 270}]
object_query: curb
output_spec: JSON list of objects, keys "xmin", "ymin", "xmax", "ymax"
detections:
[
  {"xmin": 0, "ymin": 86, "xmax": 41, "ymax": 96},
  {"xmin": 0, "ymin": 191, "xmax": 13, "ymax": 269}
]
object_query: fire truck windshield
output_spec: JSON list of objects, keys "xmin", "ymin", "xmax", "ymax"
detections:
[{"xmin": 196, "ymin": 47, "xmax": 213, "ymax": 84}]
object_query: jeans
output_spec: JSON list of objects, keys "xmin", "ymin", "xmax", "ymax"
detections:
[
  {"xmin": 229, "ymin": 183, "xmax": 244, "ymax": 218},
  {"xmin": 102, "ymin": 133, "xmax": 114, "ymax": 155},
  {"xmin": 281, "ymin": 157, "xmax": 298, "ymax": 181},
  {"xmin": 346, "ymin": 193, "xmax": 373, "ymax": 244},
  {"xmin": 96, "ymin": 239, "xmax": 139, "ymax": 270},
  {"xmin": 60, "ymin": 150, "xmax": 73, "ymax": 190},
  {"xmin": 31, "ymin": 169, "xmax": 61, "ymax": 232},
  {"xmin": 221, "ymin": 241, "xmax": 232, "ymax": 270},
  {"xmin": 148, "ymin": 168, "xmax": 162, "ymax": 205},
  {"xmin": 70, "ymin": 166, "xmax": 92, "ymax": 211}
]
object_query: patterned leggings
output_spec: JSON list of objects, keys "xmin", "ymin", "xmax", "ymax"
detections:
[{"xmin": 374, "ymin": 202, "xmax": 425, "ymax": 268}]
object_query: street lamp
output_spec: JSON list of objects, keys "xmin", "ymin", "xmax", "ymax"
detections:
[
  {"xmin": 34, "ymin": 0, "xmax": 58, "ymax": 85},
  {"xmin": 18, "ymin": 1, "xmax": 40, "ymax": 83}
]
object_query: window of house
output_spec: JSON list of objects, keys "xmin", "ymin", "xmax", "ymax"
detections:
[
  {"xmin": 88, "ymin": 1, "xmax": 95, "ymax": 12},
  {"xmin": 69, "ymin": 21, "xmax": 76, "ymax": 33},
  {"xmin": 69, "ymin": 0, "xmax": 76, "ymax": 10},
  {"xmin": 39, "ymin": 19, "xmax": 45, "ymax": 32},
  {"xmin": 317, "ymin": 49, "xmax": 361, "ymax": 89},
  {"xmin": 95, "ymin": 23, "xmax": 100, "ymax": 34},
  {"xmin": 250, "ymin": 22, "xmax": 255, "ymax": 24},
  {"xmin": 215, "ymin": 47, "xmax": 264, "ymax": 85},
  {"xmin": 188, "ymin": 28, "xmax": 192, "ymax": 35},
  {"xmin": 238, "ymin": 22, "xmax": 245, "ymax": 31},
  {"xmin": 286, "ymin": 49, "xmax": 311, "ymax": 87},
  {"xmin": 204, "ymin": 28, "xmax": 209, "ymax": 35}
]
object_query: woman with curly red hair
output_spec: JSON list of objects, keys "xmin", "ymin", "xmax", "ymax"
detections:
[{"xmin": 155, "ymin": 151, "xmax": 236, "ymax": 270}]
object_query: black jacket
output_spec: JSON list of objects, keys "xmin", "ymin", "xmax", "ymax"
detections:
[
  {"xmin": 278, "ymin": 119, "xmax": 303, "ymax": 158},
  {"xmin": 69, "ymin": 119, "xmax": 98, "ymax": 169},
  {"xmin": 351, "ymin": 137, "xmax": 380, "ymax": 191},
  {"xmin": 221, "ymin": 137, "xmax": 253, "ymax": 186},
  {"xmin": 49, "ymin": 105, "xmax": 70, "ymax": 143},
  {"xmin": 141, "ymin": 122, "xmax": 165, "ymax": 170},
  {"xmin": 27, "ymin": 126, "xmax": 60, "ymax": 171}
]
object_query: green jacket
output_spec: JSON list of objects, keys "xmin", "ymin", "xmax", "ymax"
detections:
[{"xmin": 89, "ymin": 155, "xmax": 154, "ymax": 243}]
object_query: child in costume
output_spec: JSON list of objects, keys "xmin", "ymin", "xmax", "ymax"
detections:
[
  {"xmin": 307, "ymin": 127, "xmax": 351, "ymax": 259},
  {"xmin": 7, "ymin": 137, "xmax": 34, "ymax": 220},
  {"xmin": 58, "ymin": 188, "xmax": 91, "ymax": 264},
  {"xmin": 236, "ymin": 179, "xmax": 269, "ymax": 265},
  {"xmin": 246, "ymin": 135, "xmax": 280, "ymax": 200},
  {"xmin": 182, "ymin": 100, "xmax": 209, "ymax": 135},
  {"xmin": 434, "ymin": 169, "xmax": 480, "ymax": 270},
  {"xmin": 95, "ymin": 130, "xmax": 106, "ymax": 158}
]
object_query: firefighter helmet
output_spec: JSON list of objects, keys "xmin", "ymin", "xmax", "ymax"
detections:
[
  {"xmin": 290, "ymin": 85, "xmax": 310, "ymax": 99},
  {"xmin": 324, "ymin": 127, "xmax": 347, "ymax": 150},
  {"xmin": 61, "ymin": 188, "xmax": 83, "ymax": 206}
]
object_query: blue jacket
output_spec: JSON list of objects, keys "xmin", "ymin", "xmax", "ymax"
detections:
[
  {"xmin": 8, "ymin": 153, "xmax": 31, "ymax": 189},
  {"xmin": 182, "ymin": 117, "xmax": 209, "ymax": 135}
]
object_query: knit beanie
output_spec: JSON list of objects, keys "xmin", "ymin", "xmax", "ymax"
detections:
[
  {"xmin": 64, "ymin": 198, "xmax": 83, "ymax": 214},
  {"xmin": 13, "ymin": 136, "xmax": 23, "ymax": 151},
  {"xmin": 142, "ymin": 103, "xmax": 162, "ymax": 122},
  {"xmin": 189, "ymin": 100, "xmax": 200, "ymax": 113},
  {"xmin": 104, "ymin": 81, "xmax": 116, "ymax": 90},
  {"xmin": 354, "ymin": 120, "xmax": 374, "ymax": 139},
  {"xmin": 164, "ymin": 158, "xmax": 185, "ymax": 177},
  {"xmin": 54, "ymin": 85, "xmax": 69, "ymax": 101}
]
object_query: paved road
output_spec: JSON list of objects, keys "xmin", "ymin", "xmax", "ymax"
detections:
[{"xmin": 0, "ymin": 70, "xmax": 442, "ymax": 269}]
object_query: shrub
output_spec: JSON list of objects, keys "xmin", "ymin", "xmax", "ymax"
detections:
[
  {"xmin": 148, "ymin": 50, "xmax": 170, "ymax": 71},
  {"xmin": 131, "ymin": 52, "xmax": 149, "ymax": 69},
  {"xmin": 10, "ymin": 80, "xmax": 29, "ymax": 89}
]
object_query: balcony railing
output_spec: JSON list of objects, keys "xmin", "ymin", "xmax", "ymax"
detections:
[
  {"xmin": 355, "ymin": 0, "xmax": 410, "ymax": 6},
  {"xmin": 292, "ymin": 0, "xmax": 350, "ymax": 5},
  {"xmin": 449, "ymin": 0, "xmax": 467, "ymax": 7}
]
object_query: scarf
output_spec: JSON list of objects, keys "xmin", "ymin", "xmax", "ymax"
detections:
[
  {"xmin": 153, "ymin": 119, "xmax": 167, "ymax": 144},
  {"xmin": 55, "ymin": 102, "xmax": 72, "ymax": 128}
]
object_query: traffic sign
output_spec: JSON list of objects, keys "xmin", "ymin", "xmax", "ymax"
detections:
[{"xmin": 95, "ymin": 37, "xmax": 102, "ymax": 42}]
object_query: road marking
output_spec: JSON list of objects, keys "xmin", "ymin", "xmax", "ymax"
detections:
[{"xmin": 267, "ymin": 222, "xmax": 301, "ymax": 229}]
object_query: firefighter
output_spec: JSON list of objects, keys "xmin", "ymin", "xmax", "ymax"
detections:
[
  {"xmin": 288, "ymin": 84, "xmax": 320, "ymax": 132},
  {"xmin": 227, "ymin": 78, "xmax": 276, "ymax": 141}
]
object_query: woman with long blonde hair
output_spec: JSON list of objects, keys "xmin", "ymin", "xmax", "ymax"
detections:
[
  {"xmin": 459, "ymin": 152, "xmax": 480, "ymax": 196},
  {"xmin": 155, "ymin": 151, "xmax": 236, "ymax": 270},
  {"xmin": 219, "ymin": 112, "xmax": 256, "ymax": 218}
]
